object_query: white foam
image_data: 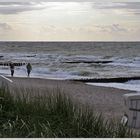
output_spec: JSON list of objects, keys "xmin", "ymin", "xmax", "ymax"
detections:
[
  {"xmin": 108, "ymin": 57, "xmax": 140, "ymax": 68},
  {"xmin": 86, "ymin": 81, "xmax": 140, "ymax": 92},
  {"xmin": 0, "ymin": 51, "xmax": 140, "ymax": 84}
]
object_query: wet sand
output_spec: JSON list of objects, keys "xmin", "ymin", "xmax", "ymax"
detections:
[{"xmin": 1, "ymin": 76, "xmax": 135, "ymax": 120}]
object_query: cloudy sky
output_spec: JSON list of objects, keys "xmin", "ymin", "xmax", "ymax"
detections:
[{"xmin": 0, "ymin": 0, "xmax": 140, "ymax": 41}]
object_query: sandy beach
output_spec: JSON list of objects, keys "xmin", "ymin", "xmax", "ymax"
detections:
[{"xmin": 0, "ymin": 76, "xmax": 134, "ymax": 121}]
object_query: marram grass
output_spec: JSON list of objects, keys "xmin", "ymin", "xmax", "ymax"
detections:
[{"xmin": 0, "ymin": 86, "xmax": 138, "ymax": 138}]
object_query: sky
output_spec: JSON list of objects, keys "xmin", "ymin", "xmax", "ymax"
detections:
[{"xmin": 0, "ymin": 0, "xmax": 140, "ymax": 41}]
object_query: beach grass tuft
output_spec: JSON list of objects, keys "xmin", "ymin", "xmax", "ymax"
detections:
[{"xmin": 0, "ymin": 86, "xmax": 138, "ymax": 138}]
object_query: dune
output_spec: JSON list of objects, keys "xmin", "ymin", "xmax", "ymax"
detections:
[{"xmin": 0, "ymin": 76, "xmax": 134, "ymax": 120}]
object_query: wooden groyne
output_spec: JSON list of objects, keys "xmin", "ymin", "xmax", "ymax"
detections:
[
  {"xmin": 71, "ymin": 76, "xmax": 140, "ymax": 83},
  {"xmin": 0, "ymin": 62, "xmax": 26, "ymax": 66},
  {"xmin": 63, "ymin": 60, "xmax": 113, "ymax": 64}
]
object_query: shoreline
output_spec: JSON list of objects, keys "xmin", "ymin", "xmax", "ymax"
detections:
[
  {"xmin": 5, "ymin": 75, "xmax": 139, "ymax": 92},
  {"xmin": 1, "ymin": 76, "xmax": 135, "ymax": 120}
]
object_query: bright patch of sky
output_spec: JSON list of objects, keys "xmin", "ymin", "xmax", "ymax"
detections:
[{"xmin": 0, "ymin": 0, "xmax": 140, "ymax": 41}]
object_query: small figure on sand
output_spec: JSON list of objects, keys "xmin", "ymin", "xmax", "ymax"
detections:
[
  {"xmin": 26, "ymin": 63, "xmax": 32, "ymax": 77},
  {"xmin": 10, "ymin": 62, "xmax": 15, "ymax": 77}
]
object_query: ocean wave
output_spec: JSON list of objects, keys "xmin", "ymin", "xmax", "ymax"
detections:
[
  {"xmin": 0, "ymin": 42, "xmax": 140, "ymax": 83},
  {"xmin": 108, "ymin": 57, "xmax": 140, "ymax": 68}
]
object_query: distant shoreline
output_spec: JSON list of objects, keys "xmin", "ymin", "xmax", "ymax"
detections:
[{"xmin": 0, "ymin": 41, "xmax": 140, "ymax": 43}]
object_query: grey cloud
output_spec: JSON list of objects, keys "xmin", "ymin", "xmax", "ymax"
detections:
[
  {"xmin": 0, "ymin": 0, "xmax": 140, "ymax": 2},
  {"xmin": 95, "ymin": 24, "xmax": 128, "ymax": 33},
  {"xmin": 0, "ymin": 2, "xmax": 31, "ymax": 5},
  {"xmin": 109, "ymin": 24, "xmax": 128, "ymax": 32},
  {"xmin": 94, "ymin": 2, "xmax": 140, "ymax": 15},
  {"xmin": 95, "ymin": 2, "xmax": 140, "ymax": 9},
  {"xmin": 0, "ymin": 1, "xmax": 46, "ymax": 14},
  {"xmin": 1, "ymin": 1, "xmax": 140, "ymax": 15},
  {"xmin": 0, "ymin": 23, "xmax": 12, "ymax": 30},
  {"xmin": 63, "ymin": 24, "xmax": 128, "ymax": 34},
  {"xmin": 0, "ymin": 0, "xmax": 94, "ymax": 2},
  {"xmin": 125, "ymin": 2, "xmax": 140, "ymax": 10},
  {"xmin": 0, "ymin": 1, "xmax": 92, "ymax": 15}
]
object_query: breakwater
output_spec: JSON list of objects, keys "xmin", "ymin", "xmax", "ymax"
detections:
[
  {"xmin": 0, "ymin": 62, "xmax": 26, "ymax": 66},
  {"xmin": 72, "ymin": 76, "xmax": 140, "ymax": 83}
]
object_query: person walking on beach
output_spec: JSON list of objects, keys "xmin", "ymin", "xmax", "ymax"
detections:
[
  {"xmin": 10, "ymin": 62, "xmax": 15, "ymax": 77},
  {"xmin": 26, "ymin": 63, "xmax": 32, "ymax": 77}
]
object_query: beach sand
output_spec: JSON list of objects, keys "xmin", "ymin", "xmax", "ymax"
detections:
[{"xmin": 2, "ymin": 76, "xmax": 135, "ymax": 120}]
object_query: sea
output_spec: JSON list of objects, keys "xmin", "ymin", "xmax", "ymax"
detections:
[{"xmin": 0, "ymin": 41, "xmax": 140, "ymax": 92}]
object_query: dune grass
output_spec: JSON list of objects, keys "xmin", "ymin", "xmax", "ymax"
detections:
[{"xmin": 0, "ymin": 86, "xmax": 138, "ymax": 138}]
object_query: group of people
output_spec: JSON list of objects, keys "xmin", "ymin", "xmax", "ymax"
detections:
[{"xmin": 10, "ymin": 62, "xmax": 32, "ymax": 77}]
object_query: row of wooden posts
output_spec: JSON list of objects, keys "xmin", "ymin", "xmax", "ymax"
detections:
[{"xmin": 0, "ymin": 62, "xmax": 26, "ymax": 66}]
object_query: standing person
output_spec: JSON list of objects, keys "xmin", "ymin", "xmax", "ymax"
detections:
[
  {"xmin": 10, "ymin": 62, "xmax": 15, "ymax": 77},
  {"xmin": 26, "ymin": 63, "xmax": 32, "ymax": 77}
]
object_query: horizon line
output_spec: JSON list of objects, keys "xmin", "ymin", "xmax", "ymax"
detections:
[{"xmin": 0, "ymin": 40, "xmax": 140, "ymax": 43}]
